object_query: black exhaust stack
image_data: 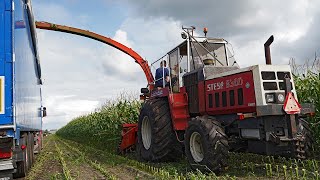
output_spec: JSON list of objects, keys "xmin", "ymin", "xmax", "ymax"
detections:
[{"xmin": 264, "ymin": 35, "xmax": 274, "ymax": 65}]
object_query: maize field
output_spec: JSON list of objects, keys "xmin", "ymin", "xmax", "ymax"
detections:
[
  {"xmin": 57, "ymin": 96, "xmax": 141, "ymax": 152},
  {"xmin": 294, "ymin": 72, "xmax": 320, "ymax": 146}
]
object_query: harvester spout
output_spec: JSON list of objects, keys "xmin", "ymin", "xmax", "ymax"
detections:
[
  {"xmin": 264, "ymin": 35, "xmax": 274, "ymax": 65},
  {"xmin": 35, "ymin": 21, "xmax": 154, "ymax": 88}
]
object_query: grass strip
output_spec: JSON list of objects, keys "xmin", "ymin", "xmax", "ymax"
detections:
[
  {"xmin": 27, "ymin": 137, "xmax": 52, "ymax": 180},
  {"xmin": 55, "ymin": 142, "xmax": 74, "ymax": 180},
  {"xmin": 56, "ymin": 137, "xmax": 117, "ymax": 180},
  {"xmin": 57, "ymin": 137, "xmax": 183, "ymax": 180}
]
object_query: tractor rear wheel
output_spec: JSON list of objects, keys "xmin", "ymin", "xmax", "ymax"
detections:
[
  {"xmin": 294, "ymin": 118, "xmax": 314, "ymax": 159},
  {"xmin": 185, "ymin": 116, "xmax": 229, "ymax": 173},
  {"xmin": 137, "ymin": 98, "xmax": 181, "ymax": 162}
]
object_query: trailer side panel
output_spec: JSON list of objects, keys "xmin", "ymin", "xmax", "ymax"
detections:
[
  {"xmin": 14, "ymin": 0, "xmax": 42, "ymax": 131},
  {"xmin": 0, "ymin": 0, "xmax": 14, "ymax": 126}
]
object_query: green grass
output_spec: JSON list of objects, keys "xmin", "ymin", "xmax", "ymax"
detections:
[
  {"xmin": 57, "ymin": 137, "xmax": 177, "ymax": 179},
  {"xmin": 57, "ymin": 138, "xmax": 117, "ymax": 180},
  {"xmin": 27, "ymin": 137, "xmax": 51, "ymax": 180},
  {"xmin": 55, "ymin": 142, "xmax": 74, "ymax": 180}
]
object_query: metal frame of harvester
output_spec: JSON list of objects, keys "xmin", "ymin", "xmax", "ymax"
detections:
[{"xmin": 35, "ymin": 22, "xmax": 316, "ymax": 173}]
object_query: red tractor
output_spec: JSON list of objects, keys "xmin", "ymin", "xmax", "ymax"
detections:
[{"xmin": 120, "ymin": 27, "xmax": 315, "ymax": 173}]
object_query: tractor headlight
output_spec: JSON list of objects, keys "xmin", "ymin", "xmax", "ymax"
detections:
[
  {"xmin": 277, "ymin": 94, "xmax": 285, "ymax": 103},
  {"xmin": 266, "ymin": 93, "xmax": 275, "ymax": 103}
]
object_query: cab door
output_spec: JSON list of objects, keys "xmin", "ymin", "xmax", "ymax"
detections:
[{"xmin": 168, "ymin": 48, "xmax": 180, "ymax": 92}]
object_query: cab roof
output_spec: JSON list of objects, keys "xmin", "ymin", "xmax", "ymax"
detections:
[{"xmin": 168, "ymin": 37, "xmax": 227, "ymax": 56}]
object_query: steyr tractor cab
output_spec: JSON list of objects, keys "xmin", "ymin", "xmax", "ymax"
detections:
[{"xmin": 121, "ymin": 26, "xmax": 316, "ymax": 173}]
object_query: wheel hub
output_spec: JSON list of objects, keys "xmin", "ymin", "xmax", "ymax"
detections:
[
  {"xmin": 190, "ymin": 132, "xmax": 204, "ymax": 162},
  {"xmin": 141, "ymin": 116, "xmax": 152, "ymax": 150}
]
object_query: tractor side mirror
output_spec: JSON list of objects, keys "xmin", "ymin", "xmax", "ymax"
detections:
[{"xmin": 141, "ymin": 88, "xmax": 149, "ymax": 94}]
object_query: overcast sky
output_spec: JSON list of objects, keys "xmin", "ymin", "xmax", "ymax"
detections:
[{"xmin": 32, "ymin": 0, "xmax": 320, "ymax": 130}]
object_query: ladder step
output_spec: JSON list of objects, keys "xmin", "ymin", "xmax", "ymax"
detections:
[
  {"xmin": 172, "ymin": 103, "xmax": 188, "ymax": 108},
  {"xmin": 173, "ymin": 114, "xmax": 190, "ymax": 120}
]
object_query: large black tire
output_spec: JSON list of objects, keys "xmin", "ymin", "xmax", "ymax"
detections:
[
  {"xmin": 29, "ymin": 133, "xmax": 35, "ymax": 167},
  {"xmin": 26, "ymin": 133, "xmax": 32, "ymax": 170},
  {"xmin": 137, "ymin": 98, "xmax": 181, "ymax": 162},
  {"xmin": 0, "ymin": 173, "xmax": 13, "ymax": 179},
  {"xmin": 185, "ymin": 116, "xmax": 229, "ymax": 173},
  {"xmin": 294, "ymin": 118, "xmax": 314, "ymax": 159},
  {"xmin": 13, "ymin": 136, "xmax": 29, "ymax": 178},
  {"xmin": 40, "ymin": 132, "xmax": 44, "ymax": 150}
]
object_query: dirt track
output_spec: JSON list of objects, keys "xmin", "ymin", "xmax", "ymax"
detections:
[
  {"xmin": 21, "ymin": 136, "xmax": 154, "ymax": 180},
  {"xmin": 18, "ymin": 135, "xmax": 319, "ymax": 180}
]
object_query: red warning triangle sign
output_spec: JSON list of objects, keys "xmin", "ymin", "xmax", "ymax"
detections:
[{"xmin": 283, "ymin": 92, "xmax": 301, "ymax": 114}]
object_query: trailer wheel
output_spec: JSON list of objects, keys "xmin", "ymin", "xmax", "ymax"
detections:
[
  {"xmin": 137, "ymin": 98, "xmax": 181, "ymax": 162},
  {"xmin": 40, "ymin": 132, "xmax": 44, "ymax": 150},
  {"xmin": 14, "ymin": 155, "xmax": 28, "ymax": 178},
  {"xmin": 294, "ymin": 118, "xmax": 314, "ymax": 159},
  {"xmin": 13, "ymin": 137, "xmax": 29, "ymax": 178},
  {"xmin": 28, "ymin": 133, "xmax": 35, "ymax": 167},
  {"xmin": 185, "ymin": 116, "xmax": 229, "ymax": 173},
  {"xmin": 26, "ymin": 133, "xmax": 32, "ymax": 170}
]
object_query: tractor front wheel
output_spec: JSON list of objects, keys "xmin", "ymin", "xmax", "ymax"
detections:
[
  {"xmin": 185, "ymin": 116, "xmax": 229, "ymax": 173},
  {"xmin": 137, "ymin": 98, "xmax": 181, "ymax": 162}
]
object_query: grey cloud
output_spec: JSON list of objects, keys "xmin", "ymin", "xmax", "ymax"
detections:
[
  {"xmin": 125, "ymin": 0, "xmax": 270, "ymax": 38},
  {"xmin": 124, "ymin": 0, "xmax": 320, "ymax": 64},
  {"xmin": 280, "ymin": 11, "xmax": 320, "ymax": 61}
]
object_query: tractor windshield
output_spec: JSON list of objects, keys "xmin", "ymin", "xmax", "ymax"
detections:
[{"xmin": 190, "ymin": 41, "xmax": 227, "ymax": 70}]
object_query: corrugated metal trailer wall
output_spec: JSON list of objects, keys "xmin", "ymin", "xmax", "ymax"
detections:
[
  {"xmin": 13, "ymin": 0, "xmax": 42, "ymax": 131},
  {"xmin": 0, "ymin": 0, "xmax": 42, "ymax": 130}
]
